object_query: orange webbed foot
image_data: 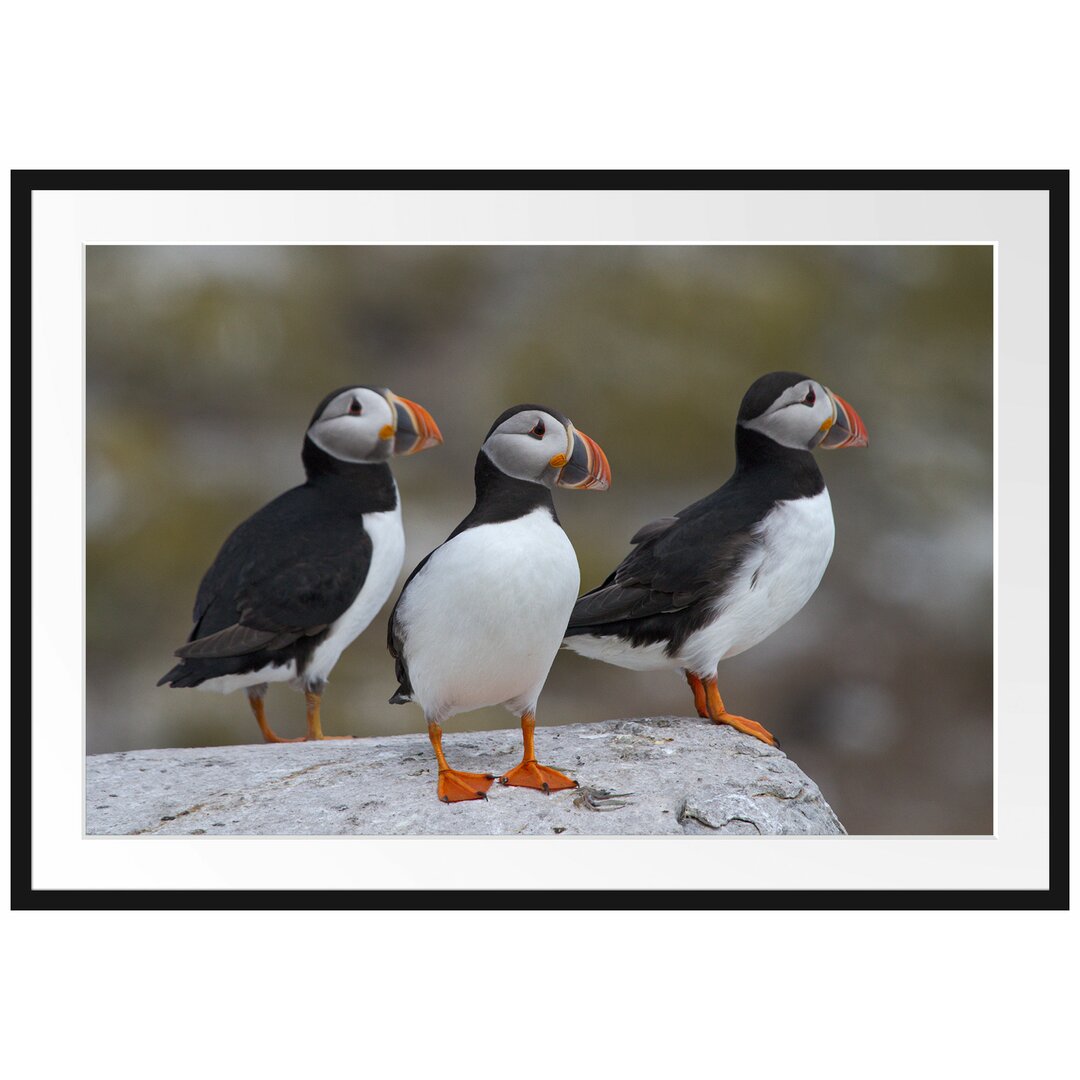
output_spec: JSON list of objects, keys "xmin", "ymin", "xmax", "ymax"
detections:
[
  {"xmin": 701, "ymin": 677, "xmax": 779, "ymax": 747},
  {"xmin": 714, "ymin": 712, "xmax": 778, "ymax": 747},
  {"xmin": 499, "ymin": 760, "xmax": 579, "ymax": 794},
  {"xmin": 438, "ymin": 768, "xmax": 496, "ymax": 803}
]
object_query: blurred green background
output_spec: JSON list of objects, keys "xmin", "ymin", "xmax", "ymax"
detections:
[{"xmin": 86, "ymin": 244, "xmax": 993, "ymax": 834}]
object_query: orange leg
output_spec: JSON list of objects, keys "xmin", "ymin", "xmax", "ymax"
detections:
[
  {"xmin": 428, "ymin": 721, "xmax": 494, "ymax": 803},
  {"xmin": 248, "ymin": 691, "xmax": 304, "ymax": 743},
  {"xmin": 684, "ymin": 670, "xmax": 710, "ymax": 718},
  {"xmin": 701, "ymin": 675, "xmax": 778, "ymax": 747},
  {"xmin": 499, "ymin": 712, "xmax": 578, "ymax": 794},
  {"xmin": 303, "ymin": 690, "xmax": 354, "ymax": 740}
]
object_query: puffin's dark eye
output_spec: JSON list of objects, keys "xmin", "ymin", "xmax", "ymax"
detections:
[
  {"xmin": 803, "ymin": 388, "xmax": 816, "ymax": 406},
  {"xmin": 348, "ymin": 398, "xmax": 363, "ymax": 416},
  {"xmin": 529, "ymin": 419, "xmax": 545, "ymax": 439}
]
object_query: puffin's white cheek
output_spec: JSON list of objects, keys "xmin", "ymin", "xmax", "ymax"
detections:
[
  {"xmin": 751, "ymin": 408, "xmax": 818, "ymax": 451},
  {"xmin": 310, "ymin": 418, "xmax": 381, "ymax": 462},
  {"xmin": 486, "ymin": 436, "xmax": 550, "ymax": 483},
  {"xmin": 777, "ymin": 412, "xmax": 803, "ymax": 447}
]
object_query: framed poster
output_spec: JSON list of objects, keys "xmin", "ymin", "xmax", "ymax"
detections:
[{"xmin": 9, "ymin": 170, "xmax": 1066, "ymax": 909}]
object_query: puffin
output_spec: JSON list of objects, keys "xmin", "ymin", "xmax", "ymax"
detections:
[
  {"xmin": 562, "ymin": 371, "xmax": 868, "ymax": 747},
  {"xmin": 158, "ymin": 385, "xmax": 442, "ymax": 742},
  {"xmin": 387, "ymin": 404, "xmax": 611, "ymax": 802}
]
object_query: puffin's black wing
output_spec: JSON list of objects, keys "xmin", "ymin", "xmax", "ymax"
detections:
[
  {"xmin": 565, "ymin": 475, "xmax": 782, "ymax": 648},
  {"xmin": 159, "ymin": 486, "xmax": 372, "ymax": 685},
  {"xmin": 569, "ymin": 509, "xmax": 758, "ymax": 629},
  {"xmin": 180, "ymin": 541, "xmax": 373, "ymax": 657}
]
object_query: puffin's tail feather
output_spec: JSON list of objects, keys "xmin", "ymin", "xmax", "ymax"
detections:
[
  {"xmin": 157, "ymin": 663, "xmax": 204, "ymax": 689},
  {"xmin": 389, "ymin": 688, "xmax": 412, "ymax": 705}
]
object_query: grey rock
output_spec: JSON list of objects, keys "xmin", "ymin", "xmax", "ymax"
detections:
[{"xmin": 85, "ymin": 716, "xmax": 846, "ymax": 836}]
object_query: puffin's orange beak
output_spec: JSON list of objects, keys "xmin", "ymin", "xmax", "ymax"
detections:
[
  {"xmin": 555, "ymin": 426, "xmax": 611, "ymax": 490},
  {"xmin": 385, "ymin": 393, "xmax": 443, "ymax": 455},
  {"xmin": 818, "ymin": 389, "xmax": 869, "ymax": 449}
]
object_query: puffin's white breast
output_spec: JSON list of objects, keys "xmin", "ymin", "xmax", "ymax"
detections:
[
  {"xmin": 397, "ymin": 508, "xmax": 580, "ymax": 718},
  {"xmin": 306, "ymin": 501, "xmax": 405, "ymax": 683},
  {"xmin": 678, "ymin": 487, "xmax": 835, "ymax": 672}
]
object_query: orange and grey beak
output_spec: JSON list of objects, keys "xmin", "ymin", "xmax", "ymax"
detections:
[
  {"xmin": 553, "ymin": 426, "xmax": 611, "ymax": 490},
  {"xmin": 816, "ymin": 388, "xmax": 869, "ymax": 450},
  {"xmin": 383, "ymin": 392, "xmax": 443, "ymax": 455}
]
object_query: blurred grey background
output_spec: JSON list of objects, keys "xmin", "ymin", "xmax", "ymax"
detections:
[{"xmin": 86, "ymin": 244, "xmax": 993, "ymax": 834}]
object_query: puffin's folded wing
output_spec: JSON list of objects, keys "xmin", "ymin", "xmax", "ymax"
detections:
[
  {"xmin": 568, "ymin": 581, "xmax": 680, "ymax": 626},
  {"xmin": 569, "ymin": 514, "xmax": 758, "ymax": 629},
  {"xmin": 628, "ymin": 516, "xmax": 679, "ymax": 545},
  {"xmin": 181, "ymin": 531, "xmax": 374, "ymax": 660},
  {"xmin": 174, "ymin": 623, "xmax": 291, "ymax": 659},
  {"xmin": 236, "ymin": 541, "xmax": 373, "ymax": 634}
]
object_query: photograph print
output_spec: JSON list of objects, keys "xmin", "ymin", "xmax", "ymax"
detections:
[{"xmin": 83, "ymin": 242, "xmax": 993, "ymax": 839}]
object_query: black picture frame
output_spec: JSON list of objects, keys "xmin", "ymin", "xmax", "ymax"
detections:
[{"xmin": 9, "ymin": 168, "xmax": 1068, "ymax": 911}]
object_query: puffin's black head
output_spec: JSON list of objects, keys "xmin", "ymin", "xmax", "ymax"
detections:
[
  {"xmin": 481, "ymin": 404, "xmax": 611, "ymax": 490},
  {"xmin": 305, "ymin": 386, "xmax": 443, "ymax": 464},
  {"xmin": 737, "ymin": 371, "xmax": 869, "ymax": 452}
]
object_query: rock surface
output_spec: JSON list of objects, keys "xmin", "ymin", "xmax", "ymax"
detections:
[{"xmin": 85, "ymin": 716, "xmax": 845, "ymax": 836}]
